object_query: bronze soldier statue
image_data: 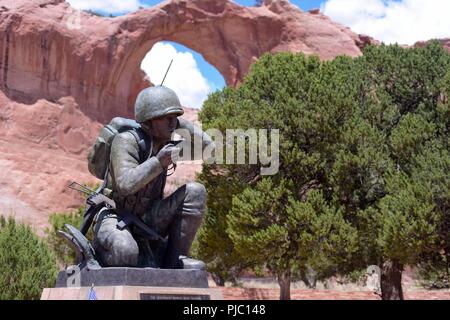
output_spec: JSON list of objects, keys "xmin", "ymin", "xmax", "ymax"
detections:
[{"xmin": 76, "ymin": 86, "xmax": 213, "ymax": 270}]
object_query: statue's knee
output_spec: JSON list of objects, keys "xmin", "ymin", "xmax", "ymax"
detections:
[
  {"xmin": 110, "ymin": 234, "xmax": 139, "ymax": 266},
  {"xmin": 185, "ymin": 182, "xmax": 206, "ymax": 205}
]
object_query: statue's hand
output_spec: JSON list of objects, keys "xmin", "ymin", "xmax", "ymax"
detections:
[{"xmin": 156, "ymin": 144, "xmax": 180, "ymax": 169}]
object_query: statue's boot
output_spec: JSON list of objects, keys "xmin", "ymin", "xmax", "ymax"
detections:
[
  {"xmin": 179, "ymin": 255, "xmax": 206, "ymax": 270},
  {"xmin": 159, "ymin": 182, "xmax": 207, "ymax": 269},
  {"xmin": 161, "ymin": 217, "xmax": 206, "ymax": 270}
]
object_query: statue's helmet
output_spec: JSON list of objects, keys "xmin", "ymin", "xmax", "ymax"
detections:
[{"xmin": 134, "ymin": 86, "xmax": 184, "ymax": 123}]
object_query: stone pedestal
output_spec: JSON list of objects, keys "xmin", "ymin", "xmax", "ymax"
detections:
[
  {"xmin": 55, "ymin": 267, "xmax": 209, "ymax": 288},
  {"xmin": 41, "ymin": 286, "xmax": 222, "ymax": 300},
  {"xmin": 41, "ymin": 267, "xmax": 222, "ymax": 300}
]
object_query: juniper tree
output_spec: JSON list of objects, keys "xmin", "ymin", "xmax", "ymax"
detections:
[
  {"xmin": 198, "ymin": 53, "xmax": 361, "ymax": 298},
  {"xmin": 348, "ymin": 42, "xmax": 450, "ymax": 299},
  {"xmin": 227, "ymin": 179, "xmax": 357, "ymax": 299}
]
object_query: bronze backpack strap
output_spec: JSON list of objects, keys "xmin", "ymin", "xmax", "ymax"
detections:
[{"xmin": 128, "ymin": 128, "xmax": 153, "ymax": 163}]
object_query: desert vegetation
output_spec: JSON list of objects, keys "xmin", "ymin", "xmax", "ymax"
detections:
[{"xmin": 0, "ymin": 216, "xmax": 58, "ymax": 300}]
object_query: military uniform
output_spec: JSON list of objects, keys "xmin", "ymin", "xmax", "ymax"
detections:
[{"xmin": 92, "ymin": 86, "xmax": 212, "ymax": 269}]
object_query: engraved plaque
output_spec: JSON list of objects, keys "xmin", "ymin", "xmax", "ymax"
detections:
[{"xmin": 140, "ymin": 293, "xmax": 210, "ymax": 300}]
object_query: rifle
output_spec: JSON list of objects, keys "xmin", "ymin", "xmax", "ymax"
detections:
[
  {"xmin": 68, "ymin": 182, "xmax": 116, "ymax": 235},
  {"xmin": 68, "ymin": 181, "xmax": 116, "ymax": 209}
]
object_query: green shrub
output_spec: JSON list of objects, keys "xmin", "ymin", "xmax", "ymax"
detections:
[{"xmin": 0, "ymin": 215, "xmax": 58, "ymax": 300}]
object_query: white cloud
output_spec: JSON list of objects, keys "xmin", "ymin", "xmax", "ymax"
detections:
[
  {"xmin": 66, "ymin": 0, "xmax": 143, "ymax": 14},
  {"xmin": 141, "ymin": 42, "xmax": 213, "ymax": 109},
  {"xmin": 321, "ymin": 0, "xmax": 450, "ymax": 45}
]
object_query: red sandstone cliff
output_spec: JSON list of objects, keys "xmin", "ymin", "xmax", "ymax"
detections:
[
  {"xmin": 414, "ymin": 38, "xmax": 450, "ymax": 51},
  {"xmin": 0, "ymin": 0, "xmax": 377, "ymax": 123}
]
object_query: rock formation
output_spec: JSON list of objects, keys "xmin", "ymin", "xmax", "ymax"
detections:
[
  {"xmin": 0, "ymin": 0, "xmax": 378, "ymax": 123},
  {"xmin": 415, "ymin": 38, "xmax": 450, "ymax": 52},
  {"xmin": 0, "ymin": 90, "xmax": 101, "ymax": 231}
]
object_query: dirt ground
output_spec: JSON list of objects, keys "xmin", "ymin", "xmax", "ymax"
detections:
[{"xmin": 207, "ymin": 270, "xmax": 450, "ymax": 300}]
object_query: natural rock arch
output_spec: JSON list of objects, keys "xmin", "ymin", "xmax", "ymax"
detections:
[{"xmin": 0, "ymin": 0, "xmax": 375, "ymax": 122}]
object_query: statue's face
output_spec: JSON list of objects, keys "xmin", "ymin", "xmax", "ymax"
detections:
[{"xmin": 146, "ymin": 114, "xmax": 178, "ymax": 141}]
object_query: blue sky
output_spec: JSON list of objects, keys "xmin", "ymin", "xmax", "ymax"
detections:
[{"xmin": 66, "ymin": 0, "xmax": 450, "ymax": 107}]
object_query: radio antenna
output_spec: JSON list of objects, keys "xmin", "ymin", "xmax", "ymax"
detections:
[{"xmin": 161, "ymin": 59, "xmax": 173, "ymax": 86}]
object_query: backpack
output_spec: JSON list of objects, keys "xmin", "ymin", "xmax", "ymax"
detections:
[
  {"xmin": 87, "ymin": 117, "xmax": 150, "ymax": 180},
  {"xmin": 80, "ymin": 117, "xmax": 150, "ymax": 235}
]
